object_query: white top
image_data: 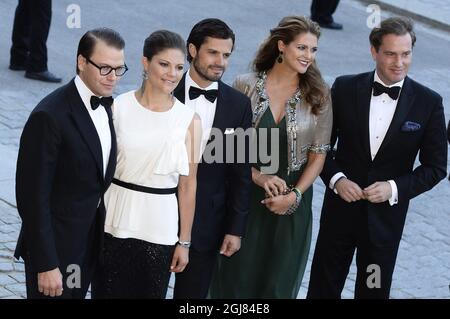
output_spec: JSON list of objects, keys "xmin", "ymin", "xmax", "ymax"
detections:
[
  {"xmin": 104, "ymin": 90, "xmax": 195, "ymax": 245},
  {"xmin": 329, "ymin": 71, "xmax": 403, "ymax": 206},
  {"xmin": 184, "ymin": 69, "xmax": 218, "ymax": 154},
  {"xmin": 74, "ymin": 75, "xmax": 111, "ymax": 177}
]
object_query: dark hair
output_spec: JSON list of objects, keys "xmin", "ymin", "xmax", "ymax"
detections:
[
  {"xmin": 253, "ymin": 16, "xmax": 327, "ymax": 115},
  {"xmin": 186, "ymin": 18, "xmax": 235, "ymax": 63},
  {"xmin": 143, "ymin": 30, "xmax": 186, "ymax": 61},
  {"xmin": 370, "ymin": 17, "xmax": 416, "ymax": 52},
  {"xmin": 76, "ymin": 27, "xmax": 125, "ymax": 74}
]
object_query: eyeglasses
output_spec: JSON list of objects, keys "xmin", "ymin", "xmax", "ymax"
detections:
[{"xmin": 85, "ymin": 57, "xmax": 128, "ymax": 76}]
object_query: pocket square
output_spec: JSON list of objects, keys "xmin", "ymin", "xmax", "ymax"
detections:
[
  {"xmin": 401, "ymin": 121, "xmax": 421, "ymax": 132},
  {"xmin": 224, "ymin": 128, "xmax": 235, "ymax": 134}
]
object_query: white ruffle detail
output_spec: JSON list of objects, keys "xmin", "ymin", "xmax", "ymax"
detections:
[{"xmin": 153, "ymin": 138, "xmax": 189, "ymax": 176}]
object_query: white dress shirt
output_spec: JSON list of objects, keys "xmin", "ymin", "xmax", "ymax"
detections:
[
  {"xmin": 184, "ymin": 69, "xmax": 218, "ymax": 154},
  {"xmin": 74, "ymin": 75, "xmax": 111, "ymax": 177},
  {"xmin": 329, "ymin": 71, "xmax": 402, "ymax": 206}
]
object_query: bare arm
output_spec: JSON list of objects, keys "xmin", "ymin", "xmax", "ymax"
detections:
[
  {"xmin": 171, "ymin": 114, "xmax": 202, "ymax": 272},
  {"xmin": 262, "ymin": 152, "xmax": 326, "ymax": 214},
  {"xmin": 295, "ymin": 152, "xmax": 326, "ymax": 194}
]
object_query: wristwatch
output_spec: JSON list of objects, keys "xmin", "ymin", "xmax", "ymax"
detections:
[{"xmin": 177, "ymin": 241, "xmax": 191, "ymax": 248}]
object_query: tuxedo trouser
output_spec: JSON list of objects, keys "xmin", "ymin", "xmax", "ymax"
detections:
[
  {"xmin": 10, "ymin": 0, "xmax": 51, "ymax": 72},
  {"xmin": 307, "ymin": 214, "xmax": 400, "ymax": 299},
  {"xmin": 310, "ymin": 0, "xmax": 340, "ymax": 24},
  {"xmin": 173, "ymin": 248, "xmax": 218, "ymax": 299}
]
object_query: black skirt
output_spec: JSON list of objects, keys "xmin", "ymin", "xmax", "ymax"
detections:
[{"xmin": 92, "ymin": 233, "xmax": 175, "ymax": 299}]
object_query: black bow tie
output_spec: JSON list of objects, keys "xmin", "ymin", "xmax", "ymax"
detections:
[
  {"xmin": 189, "ymin": 86, "xmax": 218, "ymax": 103},
  {"xmin": 372, "ymin": 82, "xmax": 401, "ymax": 100},
  {"xmin": 90, "ymin": 96, "xmax": 114, "ymax": 110}
]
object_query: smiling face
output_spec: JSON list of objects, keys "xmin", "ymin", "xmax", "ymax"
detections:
[
  {"xmin": 189, "ymin": 36, "xmax": 233, "ymax": 87},
  {"xmin": 371, "ymin": 33, "xmax": 413, "ymax": 85},
  {"xmin": 143, "ymin": 48, "xmax": 185, "ymax": 94},
  {"xmin": 77, "ymin": 40, "xmax": 125, "ymax": 97},
  {"xmin": 278, "ymin": 32, "xmax": 318, "ymax": 74}
]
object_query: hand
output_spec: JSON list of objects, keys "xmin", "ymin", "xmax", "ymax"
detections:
[
  {"xmin": 335, "ymin": 178, "xmax": 365, "ymax": 203},
  {"xmin": 170, "ymin": 244, "xmax": 189, "ymax": 273},
  {"xmin": 37, "ymin": 267, "xmax": 63, "ymax": 297},
  {"xmin": 220, "ymin": 234, "xmax": 241, "ymax": 257},
  {"xmin": 363, "ymin": 181, "xmax": 392, "ymax": 203},
  {"xmin": 261, "ymin": 192, "xmax": 296, "ymax": 215},
  {"xmin": 254, "ymin": 174, "xmax": 287, "ymax": 197}
]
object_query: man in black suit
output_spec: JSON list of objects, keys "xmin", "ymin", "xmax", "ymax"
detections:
[
  {"xmin": 9, "ymin": 0, "xmax": 61, "ymax": 82},
  {"xmin": 15, "ymin": 28, "xmax": 128, "ymax": 299},
  {"xmin": 173, "ymin": 18, "xmax": 252, "ymax": 298},
  {"xmin": 310, "ymin": 0, "xmax": 343, "ymax": 30},
  {"xmin": 307, "ymin": 17, "xmax": 447, "ymax": 299}
]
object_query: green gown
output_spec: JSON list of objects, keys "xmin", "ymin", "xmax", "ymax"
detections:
[{"xmin": 210, "ymin": 106, "xmax": 313, "ymax": 299}]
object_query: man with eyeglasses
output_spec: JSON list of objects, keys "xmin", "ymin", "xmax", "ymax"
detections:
[{"xmin": 14, "ymin": 28, "xmax": 127, "ymax": 299}]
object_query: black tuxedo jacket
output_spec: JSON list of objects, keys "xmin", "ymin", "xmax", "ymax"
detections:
[
  {"xmin": 448, "ymin": 120, "xmax": 450, "ymax": 181},
  {"xmin": 174, "ymin": 74, "xmax": 252, "ymax": 252},
  {"xmin": 321, "ymin": 71, "xmax": 447, "ymax": 245},
  {"xmin": 15, "ymin": 79, "xmax": 117, "ymax": 273}
]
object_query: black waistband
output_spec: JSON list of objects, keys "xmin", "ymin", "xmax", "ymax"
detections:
[{"xmin": 112, "ymin": 178, "xmax": 177, "ymax": 195}]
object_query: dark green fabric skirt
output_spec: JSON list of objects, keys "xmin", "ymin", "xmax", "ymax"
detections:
[
  {"xmin": 210, "ymin": 174, "xmax": 312, "ymax": 299},
  {"xmin": 210, "ymin": 109, "xmax": 313, "ymax": 299}
]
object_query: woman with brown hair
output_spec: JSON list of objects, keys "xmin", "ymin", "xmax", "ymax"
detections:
[
  {"xmin": 210, "ymin": 16, "xmax": 332, "ymax": 298},
  {"xmin": 92, "ymin": 30, "xmax": 202, "ymax": 298}
]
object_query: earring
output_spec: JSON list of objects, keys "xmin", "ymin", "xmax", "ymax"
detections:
[
  {"xmin": 277, "ymin": 51, "xmax": 283, "ymax": 63},
  {"xmin": 142, "ymin": 70, "xmax": 149, "ymax": 80}
]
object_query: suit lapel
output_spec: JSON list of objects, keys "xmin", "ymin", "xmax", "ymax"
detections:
[
  {"xmin": 374, "ymin": 76, "xmax": 415, "ymax": 160},
  {"xmin": 210, "ymin": 81, "xmax": 228, "ymax": 133},
  {"xmin": 104, "ymin": 106, "xmax": 117, "ymax": 186},
  {"xmin": 66, "ymin": 80, "xmax": 104, "ymax": 181},
  {"xmin": 199, "ymin": 81, "xmax": 230, "ymax": 150},
  {"xmin": 173, "ymin": 73, "xmax": 186, "ymax": 103},
  {"xmin": 356, "ymin": 72, "xmax": 374, "ymax": 163}
]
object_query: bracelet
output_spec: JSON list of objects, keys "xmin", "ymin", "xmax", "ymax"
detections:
[
  {"xmin": 177, "ymin": 241, "xmax": 191, "ymax": 248},
  {"xmin": 282, "ymin": 188, "xmax": 302, "ymax": 216},
  {"xmin": 292, "ymin": 187, "xmax": 302, "ymax": 203}
]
